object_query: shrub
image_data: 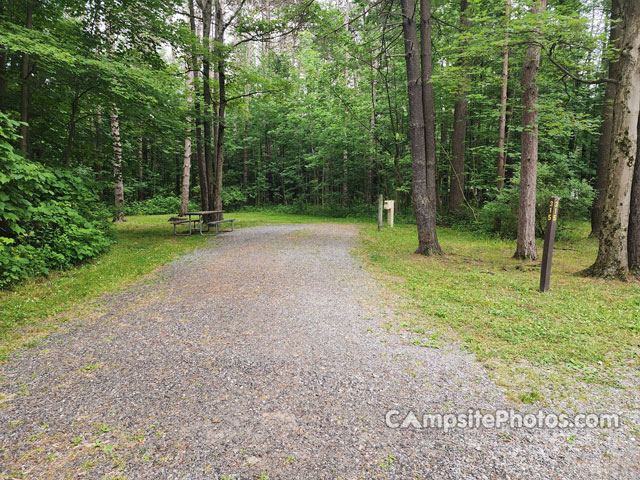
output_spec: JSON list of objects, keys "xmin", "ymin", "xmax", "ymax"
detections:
[
  {"xmin": 479, "ymin": 161, "xmax": 594, "ymax": 238},
  {"xmin": 0, "ymin": 113, "xmax": 111, "ymax": 288}
]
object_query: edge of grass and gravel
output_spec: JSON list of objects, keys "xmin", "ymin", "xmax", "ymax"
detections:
[
  {"xmin": 0, "ymin": 212, "xmax": 362, "ymax": 363},
  {"xmin": 2, "ymin": 212, "xmax": 638, "ymax": 412},
  {"xmin": 356, "ymin": 222, "xmax": 640, "ymax": 409}
]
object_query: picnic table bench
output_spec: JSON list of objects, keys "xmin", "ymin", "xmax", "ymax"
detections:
[{"xmin": 168, "ymin": 210, "xmax": 234, "ymax": 236}]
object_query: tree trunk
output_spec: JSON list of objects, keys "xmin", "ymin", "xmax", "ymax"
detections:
[
  {"xmin": 367, "ymin": 57, "xmax": 377, "ymax": 204},
  {"xmin": 514, "ymin": 0, "xmax": 547, "ymax": 260},
  {"xmin": 628, "ymin": 110, "xmax": 640, "ymax": 273},
  {"xmin": 181, "ymin": 69, "xmax": 194, "ymax": 216},
  {"xmin": 213, "ymin": 0, "xmax": 226, "ymax": 212},
  {"xmin": 138, "ymin": 137, "xmax": 144, "ymax": 201},
  {"xmin": 401, "ymin": 0, "xmax": 440, "ymax": 255},
  {"xmin": 110, "ymin": 104, "xmax": 126, "ymax": 223},
  {"xmin": 449, "ymin": 0, "xmax": 470, "ymax": 213},
  {"xmin": 19, "ymin": 1, "xmax": 34, "ymax": 153},
  {"xmin": 188, "ymin": 0, "xmax": 209, "ymax": 211},
  {"xmin": 418, "ymin": 0, "xmax": 441, "ymax": 254},
  {"xmin": 64, "ymin": 85, "xmax": 80, "ymax": 166},
  {"xmin": 200, "ymin": 0, "xmax": 216, "ymax": 211},
  {"xmin": 591, "ymin": 0, "xmax": 622, "ymax": 237},
  {"xmin": 243, "ymin": 113, "xmax": 249, "ymax": 191},
  {"xmin": 590, "ymin": 0, "xmax": 640, "ymax": 279},
  {"xmin": 496, "ymin": 0, "xmax": 511, "ymax": 192}
]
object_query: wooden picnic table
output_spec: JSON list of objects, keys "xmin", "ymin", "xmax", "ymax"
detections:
[
  {"xmin": 185, "ymin": 211, "xmax": 223, "ymax": 235},
  {"xmin": 169, "ymin": 210, "xmax": 234, "ymax": 236}
]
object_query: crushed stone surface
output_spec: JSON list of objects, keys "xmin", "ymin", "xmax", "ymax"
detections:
[{"xmin": 0, "ymin": 224, "xmax": 638, "ymax": 479}]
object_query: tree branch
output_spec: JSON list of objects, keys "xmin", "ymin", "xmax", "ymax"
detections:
[{"xmin": 547, "ymin": 43, "xmax": 617, "ymax": 85}]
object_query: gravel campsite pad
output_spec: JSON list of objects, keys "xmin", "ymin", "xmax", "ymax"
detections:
[{"xmin": 0, "ymin": 224, "xmax": 638, "ymax": 479}]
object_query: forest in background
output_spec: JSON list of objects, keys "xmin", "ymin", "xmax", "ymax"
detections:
[{"xmin": 1, "ymin": 0, "xmax": 639, "ymax": 286}]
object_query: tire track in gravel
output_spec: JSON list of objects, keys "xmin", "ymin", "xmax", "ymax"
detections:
[{"xmin": 0, "ymin": 224, "xmax": 637, "ymax": 479}]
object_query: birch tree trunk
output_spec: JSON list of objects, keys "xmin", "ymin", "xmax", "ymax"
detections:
[
  {"xmin": 138, "ymin": 137, "xmax": 144, "ymax": 201},
  {"xmin": 590, "ymin": 0, "xmax": 640, "ymax": 279},
  {"xmin": 181, "ymin": 69, "xmax": 194, "ymax": 216},
  {"xmin": 110, "ymin": 104, "xmax": 126, "ymax": 222},
  {"xmin": 514, "ymin": 0, "xmax": 546, "ymax": 260},
  {"xmin": 496, "ymin": 0, "xmax": 511, "ymax": 192},
  {"xmin": 591, "ymin": 0, "xmax": 622, "ymax": 237}
]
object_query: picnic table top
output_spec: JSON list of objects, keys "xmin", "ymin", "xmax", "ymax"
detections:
[{"xmin": 185, "ymin": 210, "xmax": 223, "ymax": 215}]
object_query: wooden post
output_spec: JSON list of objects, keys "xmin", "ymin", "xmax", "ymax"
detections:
[
  {"xmin": 539, "ymin": 196, "xmax": 560, "ymax": 292},
  {"xmin": 378, "ymin": 194, "xmax": 383, "ymax": 231}
]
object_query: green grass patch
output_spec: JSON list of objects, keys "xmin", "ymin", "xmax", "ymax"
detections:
[{"xmin": 359, "ymin": 223, "xmax": 640, "ymax": 403}]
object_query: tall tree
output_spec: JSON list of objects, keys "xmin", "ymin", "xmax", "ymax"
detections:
[
  {"xmin": 399, "ymin": 0, "xmax": 440, "ymax": 255},
  {"xmin": 188, "ymin": 0, "xmax": 209, "ymax": 211},
  {"xmin": 110, "ymin": 104, "xmax": 126, "ymax": 222},
  {"xmin": 448, "ymin": 0, "xmax": 470, "ymax": 213},
  {"xmin": 628, "ymin": 111, "xmax": 640, "ymax": 273},
  {"xmin": 496, "ymin": 0, "xmax": 511, "ymax": 193},
  {"xmin": 514, "ymin": 0, "xmax": 547, "ymax": 260},
  {"xmin": 181, "ymin": 69, "xmax": 194, "ymax": 216},
  {"xmin": 589, "ymin": 0, "xmax": 640, "ymax": 279},
  {"xmin": 200, "ymin": 0, "xmax": 215, "ymax": 211},
  {"xmin": 591, "ymin": 0, "xmax": 622, "ymax": 238}
]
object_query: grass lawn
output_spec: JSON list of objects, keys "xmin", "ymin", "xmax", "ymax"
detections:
[
  {"xmin": 1, "ymin": 212, "xmax": 638, "ymax": 408},
  {"xmin": 359, "ymin": 222, "xmax": 640, "ymax": 406}
]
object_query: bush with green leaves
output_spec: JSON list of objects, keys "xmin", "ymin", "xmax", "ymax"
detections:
[
  {"xmin": 125, "ymin": 196, "xmax": 199, "ymax": 216},
  {"xmin": 480, "ymin": 161, "xmax": 594, "ymax": 239},
  {"xmin": 0, "ymin": 113, "xmax": 111, "ymax": 288}
]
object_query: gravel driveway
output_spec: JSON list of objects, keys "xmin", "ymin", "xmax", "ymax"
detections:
[{"xmin": 0, "ymin": 224, "xmax": 637, "ymax": 479}]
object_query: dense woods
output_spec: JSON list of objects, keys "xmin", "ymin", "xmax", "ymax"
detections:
[{"xmin": 1, "ymin": 0, "xmax": 639, "ymax": 284}]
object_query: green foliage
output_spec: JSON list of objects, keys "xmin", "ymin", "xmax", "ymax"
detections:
[
  {"xmin": 124, "ymin": 196, "xmax": 199, "ymax": 216},
  {"xmin": 480, "ymin": 161, "xmax": 594, "ymax": 238},
  {"xmin": 0, "ymin": 114, "xmax": 111, "ymax": 288},
  {"xmin": 221, "ymin": 186, "xmax": 247, "ymax": 210}
]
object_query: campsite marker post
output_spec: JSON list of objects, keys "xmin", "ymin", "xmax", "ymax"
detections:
[{"xmin": 539, "ymin": 196, "xmax": 560, "ymax": 293}]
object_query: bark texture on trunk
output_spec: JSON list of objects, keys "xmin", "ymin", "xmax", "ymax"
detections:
[
  {"xmin": 200, "ymin": 0, "xmax": 215, "ymax": 211},
  {"xmin": 496, "ymin": 0, "xmax": 511, "ymax": 192},
  {"xmin": 181, "ymin": 69, "xmax": 194, "ymax": 216},
  {"xmin": 213, "ymin": 0, "xmax": 226, "ymax": 212},
  {"xmin": 514, "ymin": 0, "xmax": 547, "ymax": 260},
  {"xmin": 449, "ymin": 0, "xmax": 469, "ymax": 212},
  {"xmin": 420, "ymin": 0, "xmax": 440, "ymax": 253},
  {"xmin": 400, "ymin": 0, "xmax": 441, "ymax": 255},
  {"xmin": 188, "ymin": 0, "xmax": 208, "ymax": 210},
  {"xmin": 591, "ymin": 0, "xmax": 622, "ymax": 238},
  {"xmin": 629, "ymin": 113, "xmax": 640, "ymax": 273},
  {"xmin": 591, "ymin": 0, "xmax": 640, "ymax": 279},
  {"xmin": 110, "ymin": 104, "xmax": 126, "ymax": 223},
  {"xmin": 138, "ymin": 137, "xmax": 144, "ymax": 201}
]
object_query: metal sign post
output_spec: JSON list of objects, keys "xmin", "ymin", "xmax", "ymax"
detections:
[{"xmin": 539, "ymin": 196, "xmax": 560, "ymax": 293}]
